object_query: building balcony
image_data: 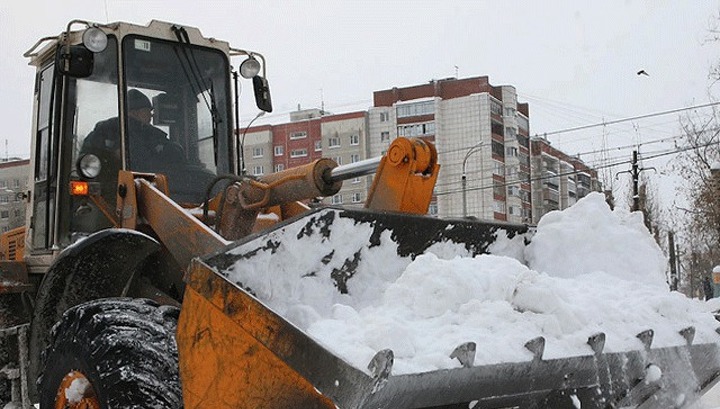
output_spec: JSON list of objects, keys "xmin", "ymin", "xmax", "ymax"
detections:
[{"xmin": 543, "ymin": 188, "xmax": 559, "ymax": 204}]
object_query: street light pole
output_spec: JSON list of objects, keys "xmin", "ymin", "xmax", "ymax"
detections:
[{"xmin": 462, "ymin": 140, "xmax": 484, "ymax": 218}]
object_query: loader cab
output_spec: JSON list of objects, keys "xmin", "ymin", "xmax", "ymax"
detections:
[{"xmin": 25, "ymin": 20, "xmax": 271, "ymax": 254}]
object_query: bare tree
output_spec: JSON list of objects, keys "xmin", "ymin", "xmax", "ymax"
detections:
[{"xmin": 674, "ymin": 95, "xmax": 720, "ymax": 297}]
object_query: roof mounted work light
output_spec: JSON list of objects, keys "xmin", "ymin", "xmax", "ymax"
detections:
[
  {"xmin": 82, "ymin": 27, "xmax": 108, "ymax": 53},
  {"xmin": 239, "ymin": 56, "xmax": 261, "ymax": 79}
]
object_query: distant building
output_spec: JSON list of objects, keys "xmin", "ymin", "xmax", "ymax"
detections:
[
  {"xmin": 243, "ymin": 108, "xmax": 370, "ymax": 207},
  {"xmin": 243, "ymin": 76, "xmax": 601, "ymax": 223},
  {"xmin": 530, "ymin": 137, "xmax": 601, "ymax": 223},
  {"xmin": 0, "ymin": 159, "xmax": 30, "ymax": 233},
  {"xmin": 370, "ymin": 76, "xmax": 531, "ymax": 222}
]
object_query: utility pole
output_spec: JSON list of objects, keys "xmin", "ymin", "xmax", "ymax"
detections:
[
  {"xmin": 668, "ymin": 231, "xmax": 678, "ymax": 291},
  {"xmin": 616, "ymin": 150, "xmax": 655, "ymax": 212},
  {"xmin": 631, "ymin": 150, "xmax": 639, "ymax": 211}
]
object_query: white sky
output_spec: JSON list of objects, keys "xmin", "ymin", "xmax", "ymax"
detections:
[{"xmin": 1, "ymin": 0, "xmax": 718, "ymax": 208}]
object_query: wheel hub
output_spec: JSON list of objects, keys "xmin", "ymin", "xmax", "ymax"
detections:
[{"xmin": 55, "ymin": 370, "xmax": 101, "ymax": 409}]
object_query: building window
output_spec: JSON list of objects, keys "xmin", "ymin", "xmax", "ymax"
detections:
[
  {"xmin": 0, "ymin": 181, "xmax": 6, "ymax": 189},
  {"xmin": 522, "ymin": 208, "xmax": 532, "ymax": 222},
  {"xmin": 518, "ymin": 152, "xmax": 529, "ymax": 166},
  {"xmin": 428, "ymin": 203, "xmax": 438, "ymax": 216},
  {"xmin": 381, "ymin": 131, "xmax": 390, "ymax": 142},
  {"xmin": 333, "ymin": 156, "xmax": 343, "ymax": 165},
  {"xmin": 274, "ymin": 164, "xmax": 285, "ymax": 172},
  {"xmin": 0, "ymin": 210, "xmax": 8, "ymax": 219},
  {"xmin": 274, "ymin": 145, "xmax": 284, "ymax": 156},
  {"xmin": 517, "ymin": 135, "xmax": 529, "ymax": 148},
  {"xmin": 491, "ymin": 141, "xmax": 504, "ymax": 158},
  {"xmin": 508, "ymin": 185, "xmax": 520, "ymax": 197},
  {"xmin": 505, "ymin": 127, "xmax": 517, "ymax": 139},
  {"xmin": 252, "ymin": 147, "xmax": 264, "ymax": 158},
  {"xmin": 491, "ymin": 121, "xmax": 504, "ymax": 137},
  {"xmin": 349, "ymin": 134, "xmax": 360, "ymax": 145},
  {"xmin": 350, "ymin": 154, "xmax": 359, "ymax": 163},
  {"xmin": 493, "ymin": 180, "xmax": 505, "ymax": 198},
  {"xmin": 490, "ymin": 100, "xmax": 502, "ymax": 117},
  {"xmin": 396, "ymin": 101, "xmax": 434, "ymax": 118},
  {"xmin": 397, "ymin": 122, "xmax": 435, "ymax": 137},
  {"xmin": 352, "ymin": 177, "xmax": 361, "ymax": 184},
  {"xmin": 380, "ymin": 112, "xmax": 389, "ymax": 122},
  {"xmin": 505, "ymin": 164, "xmax": 518, "ymax": 179},
  {"xmin": 314, "ymin": 140, "xmax": 322, "ymax": 151},
  {"xmin": 331, "ymin": 194, "xmax": 343, "ymax": 205},
  {"xmin": 0, "ymin": 196, "xmax": 8, "ymax": 204},
  {"xmin": 290, "ymin": 131, "xmax": 307, "ymax": 140},
  {"xmin": 351, "ymin": 192, "xmax": 362, "ymax": 203},
  {"xmin": 493, "ymin": 162, "xmax": 505, "ymax": 176},
  {"xmin": 508, "ymin": 205, "xmax": 521, "ymax": 216},
  {"xmin": 493, "ymin": 200, "xmax": 506, "ymax": 214},
  {"xmin": 14, "ymin": 209, "xmax": 20, "ymax": 217},
  {"xmin": 328, "ymin": 136, "xmax": 340, "ymax": 148},
  {"xmin": 252, "ymin": 166, "xmax": 264, "ymax": 176},
  {"xmin": 518, "ymin": 115, "xmax": 529, "ymax": 132},
  {"xmin": 290, "ymin": 149, "xmax": 308, "ymax": 158},
  {"xmin": 506, "ymin": 147, "xmax": 518, "ymax": 157},
  {"xmin": 504, "ymin": 107, "xmax": 516, "ymax": 117}
]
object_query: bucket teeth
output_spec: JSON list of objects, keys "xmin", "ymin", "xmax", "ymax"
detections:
[
  {"xmin": 368, "ymin": 349, "xmax": 394, "ymax": 379},
  {"xmin": 636, "ymin": 329, "xmax": 654, "ymax": 350},
  {"xmin": 525, "ymin": 336, "xmax": 545, "ymax": 361},
  {"xmin": 450, "ymin": 342, "xmax": 476, "ymax": 368},
  {"xmin": 587, "ymin": 332, "xmax": 606, "ymax": 356},
  {"xmin": 679, "ymin": 326, "xmax": 695, "ymax": 345}
]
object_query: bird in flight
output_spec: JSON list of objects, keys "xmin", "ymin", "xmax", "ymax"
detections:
[{"xmin": 637, "ymin": 70, "xmax": 649, "ymax": 76}]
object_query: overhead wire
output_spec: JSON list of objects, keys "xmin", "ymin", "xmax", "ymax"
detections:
[{"xmin": 434, "ymin": 139, "xmax": 720, "ymax": 197}]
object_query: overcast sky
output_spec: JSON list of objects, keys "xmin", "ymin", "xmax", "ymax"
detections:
[{"xmin": 1, "ymin": 0, "xmax": 718, "ymax": 208}]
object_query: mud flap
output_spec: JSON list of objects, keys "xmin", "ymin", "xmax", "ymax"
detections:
[{"xmin": 27, "ymin": 229, "xmax": 159, "ymax": 399}]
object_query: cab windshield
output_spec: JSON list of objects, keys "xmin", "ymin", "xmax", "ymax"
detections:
[
  {"xmin": 122, "ymin": 35, "xmax": 231, "ymax": 202},
  {"xmin": 74, "ymin": 35, "xmax": 232, "ymax": 204}
]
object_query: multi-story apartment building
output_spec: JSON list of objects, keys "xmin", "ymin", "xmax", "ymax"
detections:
[
  {"xmin": 530, "ymin": 137, "xmax": 601, "ymax": 223},
  {"xmin": 243, "ymin": 76, "xmax": 601, "ymax": 224},
  {"xmin": 243, "ymin": 108, "xmax": 370, "ymax": 207},
  {"xmin": 0, "ymin": 158, "xmax": 30, "ymax": 233},
  {"xmin": 370, "ymin": 76, "xmax": 532, "ymax": 223}
]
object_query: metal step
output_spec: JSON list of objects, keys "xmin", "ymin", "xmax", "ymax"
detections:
[{"xmin": 0, "ymin": 324, "xmax": 31, "ymax": 409}]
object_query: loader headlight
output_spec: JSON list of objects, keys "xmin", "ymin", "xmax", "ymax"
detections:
[
  {"xmin": 82, "ymin": 27, "xmax": 108, "ymax": 53},
  {"xmin": 239, "ymin": 56, "xmax": 261, "ymax": 79},
  {"xmin": 78, "ymin": 154, "xmax": 102, "ymax": 179}
]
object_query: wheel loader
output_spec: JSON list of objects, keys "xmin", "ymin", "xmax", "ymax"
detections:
[{"xmin": 0, "ymin": 19, "xmax": 719, "ymax": 409}]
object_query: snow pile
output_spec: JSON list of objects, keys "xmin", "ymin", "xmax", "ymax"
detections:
[
  {"xmin": 223, "ymin": 192, "xmax": 720, "ymax": 375},
  {"xmin": 526, "ymin": 193, "xmax": 668, "ymax": 286}
]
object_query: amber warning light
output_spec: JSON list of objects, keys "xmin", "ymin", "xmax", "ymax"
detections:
[{"xmin": 70, "ymin": 181, "xmax": 89, "ymax": 196}]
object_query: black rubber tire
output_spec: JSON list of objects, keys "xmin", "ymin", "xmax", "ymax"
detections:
[{"xmin": 37, "ymin": 298, "xmax": 183, "ymax": 409}]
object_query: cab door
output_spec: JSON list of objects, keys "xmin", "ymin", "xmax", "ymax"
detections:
[{"xmin": 30, "ymin": 63, "xmax": 58, "ymax": 251}]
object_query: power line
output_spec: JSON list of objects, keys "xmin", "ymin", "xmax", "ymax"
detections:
[
  {"xmin": 533, "ymin": 101, "xmax": 720, "ymax": 138},
  {"xmin": 435, "ymin": 140, "xmax": 720, "ymax": 197}
]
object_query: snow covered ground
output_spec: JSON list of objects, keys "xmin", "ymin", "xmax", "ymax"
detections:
[{"xmin": 224, "ymin": 192, "xmax": 720, "ymax": 402}]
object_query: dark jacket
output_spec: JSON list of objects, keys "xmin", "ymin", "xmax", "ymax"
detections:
[{"xmin": 81, "ymin": 116, "xmax": 170, "ymax": 173}]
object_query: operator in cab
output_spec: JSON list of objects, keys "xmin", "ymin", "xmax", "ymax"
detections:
[{"xmin": 81, "ymin": 89, "xmax": 184, "ymax": 174}]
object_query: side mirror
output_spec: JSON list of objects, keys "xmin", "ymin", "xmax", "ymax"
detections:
[
  {"xmin": 253, "ymin": 76, "xmax": 273, "ymax": 113},
  {"xmin": 56, "ymin": 45, "xmax": 94, "ymax": 78}
]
